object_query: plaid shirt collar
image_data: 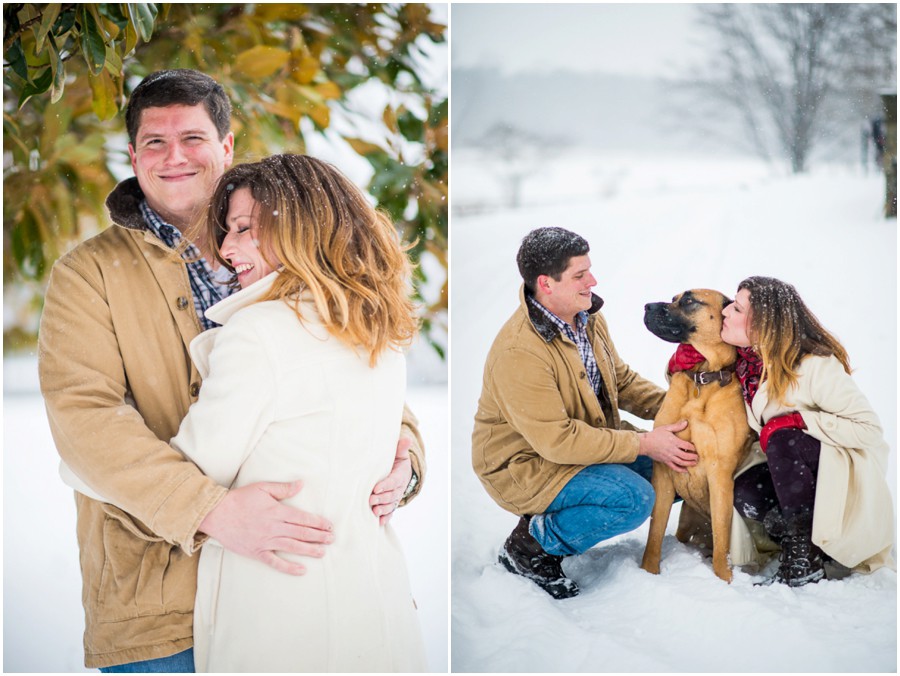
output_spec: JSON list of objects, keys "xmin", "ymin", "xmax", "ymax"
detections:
[
  {"xmin": 527, "ymin": 295, "xmax": 603, "ymax": 397},
  {"xmin": 139, "ymin": 201, "xmax": 234, "ymax": 330}
]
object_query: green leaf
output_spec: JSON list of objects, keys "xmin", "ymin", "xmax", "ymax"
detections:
[
  {"xmin": 127, "ymin": 3, "xmax": 158, "ymax": 42},
  {"xmin": 17, "ymin": 68, "xmax": 53, "ymax": 108},
  {"xmin": 47, "ymin": 33, "xmax": 66, "ymax": 103},
  {"xmin": 429, "ymin": 98, "xmax": 448, "ymax": 126},
  {"xmin": 80, "ymin": 6, "xmax": 107, "ymax": 75},
  {"xmin": 4, "ymin": 38, "xmax": 28, "ymax": 81},
  {"xmin": 398, "ymin": 109, "xmax": 424, "ymax": 142},
  {"xmin": 52, "ymin": 9, "xmax": 76, "ymax": 36},
  {"xmin": 100, "ymin": 4, "xmax": 128, "ymax": 29},
  {"xmin": 34, "ymin": 4, "xmax": 62, "ymax": 51},
  {"xmin": 12, "ymin": 207, "xmax": 47, "ymax": 280},
  {"xmin": 104, "ymin": 44, "xmax": 124, "ymax": 75}
]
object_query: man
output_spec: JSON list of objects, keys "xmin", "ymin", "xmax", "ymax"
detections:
[
  {"xmin": 472, "ymin": 227, "xmax": 695, "ymax": 599},
  {"xmin": 38, "ymin": 69, "xmax": 425, "ymax": 671}
]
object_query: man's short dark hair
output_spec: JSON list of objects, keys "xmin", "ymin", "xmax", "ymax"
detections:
[
  {"xmin": 516, "ymin": 227, "xmax": 590, "ymax": 292},
  {"xmin": 125, "ymin": 69, "xmax": 232, "ymax": 144}
]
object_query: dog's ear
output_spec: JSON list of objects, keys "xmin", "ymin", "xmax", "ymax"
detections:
[{"xmin": 722, "ymin": 296, "xmax": 733, "ymax": 308}]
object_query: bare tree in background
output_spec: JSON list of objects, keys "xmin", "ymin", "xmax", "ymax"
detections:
[
  {"xmin": 684, "ymin": 4, "xmax": 896, "ymax": 173},
  {"xmin": 479, "ymin": 122, "xmax": 566, "ymax": 208}
]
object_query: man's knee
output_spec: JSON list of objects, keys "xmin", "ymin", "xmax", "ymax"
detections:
[{"xmin": 620, "ymin": 476, "xmax": 654, "ymax": 529}]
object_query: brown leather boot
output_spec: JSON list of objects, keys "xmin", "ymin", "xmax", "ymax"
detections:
[{"xmin": 498, "ymin": 515, "xmax": 579, "ymax": 599}]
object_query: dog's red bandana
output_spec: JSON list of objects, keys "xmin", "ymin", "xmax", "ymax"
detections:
[{"xmin": 667, "ymin": 343, "xmax": 706, "ymax": 374}]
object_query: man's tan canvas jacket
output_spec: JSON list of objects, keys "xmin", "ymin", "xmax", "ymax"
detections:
[{"xmin": 472, "ymin": 285, "xmax": 665, "ymax": 516}]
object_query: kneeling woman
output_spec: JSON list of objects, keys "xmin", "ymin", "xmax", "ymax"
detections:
[
  {"xmin": 721, "ymin": 276, "xmax": 894, "ymax": 587},
  {"xmin": 177, "ymin": 154, "xmax": 426, "ymax": 671}
]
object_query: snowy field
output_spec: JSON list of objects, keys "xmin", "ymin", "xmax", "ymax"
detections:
[
  {"xmin": 450, "ymin": 150, "xmax": 897, "ymax": 672},
  {"xmin": 3, "ymin": 353, "xmax": 448, "ymax": 673}
]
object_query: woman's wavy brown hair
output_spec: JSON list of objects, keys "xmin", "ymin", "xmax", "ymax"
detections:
[
  {"xmin": 739, "ymin": 275, "xmax": 850, "ymax": 405},
  {"xmin": 205, "ymin": 154, "xmax": 418, "ymax": 365}
]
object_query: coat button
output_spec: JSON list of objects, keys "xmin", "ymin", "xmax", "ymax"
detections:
[
  {"xmin": 190, "ymin": 382, "xmax": 201, "ymax": 397},
  {"xmin": 176, "ymin": 296, "xmax": 190, "ymax": 310},
  {"xmin": 579, "ymin": 371, "xmax": 586, "ymax": 379}
]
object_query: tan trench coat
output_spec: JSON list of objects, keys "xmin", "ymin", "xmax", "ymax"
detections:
[
  {"xmin": 38, "ymin": 178, "xmax": 425, "ymax": 668},
  {"xmin": 472, "ymin": 285, "xmax": 665, "ymax": 516}
]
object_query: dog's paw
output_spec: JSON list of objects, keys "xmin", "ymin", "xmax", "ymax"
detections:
[{"xmin": 640, "ymin": 561, "xmax": 660, "ymax": 575}]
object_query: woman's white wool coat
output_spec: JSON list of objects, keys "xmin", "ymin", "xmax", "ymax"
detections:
[
  {"xmin": 173, "ymin": 272, "xmax": 426, "ymax": 673},
  {"xmin": 729, "ymin": 354, "xmax": 894, "ymax": 572}
]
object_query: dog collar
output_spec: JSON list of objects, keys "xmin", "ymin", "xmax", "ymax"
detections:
[{"xmin": 691, "ymin": 367, "xmax": 736, "ymax": 387}]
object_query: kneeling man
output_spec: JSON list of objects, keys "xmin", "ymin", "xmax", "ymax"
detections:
[{"xmin": 472, "ymin": 227, "xmax": 697, "ymax": 598}]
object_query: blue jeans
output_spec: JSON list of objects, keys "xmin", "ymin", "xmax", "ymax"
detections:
[
  {"xmin": 530, "ymin": 457, "xmax": 655, "ymax": 556},
  {"xmin": 99, "ymin": 648, "xmax": 194, "ymax": 673}
]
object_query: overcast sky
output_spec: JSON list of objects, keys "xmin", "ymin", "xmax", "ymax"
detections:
[{"xmin": 451, "ymin": 3, "xmax": 707, "ymax": 78}]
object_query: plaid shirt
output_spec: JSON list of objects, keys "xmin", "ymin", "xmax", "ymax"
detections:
[
  {"xmin": 140, "ymin": 201, "xmax": 234, "ymax": 331},
  {"xmin": 528, "ymin": 296, "xmax": 604, "ymax": 400}
]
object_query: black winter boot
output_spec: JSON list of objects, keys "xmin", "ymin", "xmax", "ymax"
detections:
[
  {"xmin": 498, "ymin": 516, "xmax": 579, "ymax": 599},
  {"xmin": 762, "ymin": 507, "xmax": 786, "ymax": 543},
  {"xmin": 772, "ymin": 511, "xmax": 825, "ymax": 587}
]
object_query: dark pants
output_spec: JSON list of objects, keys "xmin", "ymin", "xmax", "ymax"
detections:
[{"xmin": 734, "ymin": 428, "xmax": 821, "ymax": 521}]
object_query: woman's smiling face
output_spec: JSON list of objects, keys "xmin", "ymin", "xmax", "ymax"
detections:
[{"xmin": 219, "ymin": 187, "xmax": 278, "ymax": 288}]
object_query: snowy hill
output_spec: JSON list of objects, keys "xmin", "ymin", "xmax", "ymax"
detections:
[{"xmin": 450, "ymin": 151, "xmax": 897, "ymax": 672}]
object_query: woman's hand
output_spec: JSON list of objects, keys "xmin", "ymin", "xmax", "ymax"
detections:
[{"xmin": 370, "ymin": 437, "xmax": 414, "ymax": 525}]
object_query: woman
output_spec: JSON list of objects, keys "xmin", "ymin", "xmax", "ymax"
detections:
[
  {"xmin": 721, "ymin": 276, "xmax": 894, "ymax": 587},
  {"xmin": 172, "ymin": 154, "xmax": 426, "ymax": 671}
]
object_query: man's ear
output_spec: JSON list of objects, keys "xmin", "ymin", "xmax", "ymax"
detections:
[
  {"xmin": 536, "ymin": 274, "xmax": 551, "ymax": 294},
  {"xmin": 222, "ymin": 132, "xmax": 235, "ymax": 169}
]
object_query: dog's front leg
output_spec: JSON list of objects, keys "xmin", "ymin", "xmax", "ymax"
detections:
[
  {"xmin": 641, "ymin": 462, "xmax": 676, "ymax": 575},
  {"xmin": 708, "ymin": 466, "xmax": 737, "ymax": 583}
]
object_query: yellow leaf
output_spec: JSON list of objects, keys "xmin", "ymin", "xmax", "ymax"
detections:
[
  {"xmin": 261, "ymin": 100, "xmax": 302, "ymax": 127},
  {"xmin": 124, "ymin": 20, "xmax": 138, "ymax": 55},
  {"xmin": 383, "ymin": 106, "xmax": 398, "ymax": 133},
  {"xmin": 314, "ymin": 81, "xmax": 341, "ymax": 100},
  {"xmin": 344, "ymin": 137, "xmax": 384, "ymax": 156},
  {"xmin": 233, "ymin": 46, "xmax": 290, "ymax": 79},
  {"xmin": 290, "ymin": 55, "xmax": 319, "ymax": 84},
  {"xmin": 295, "ymin": 85, "xmax": 324, "ymax": 105},
  {"xmin": 307, "ymin": 102, "xmax": 330, "ymax": 128},
  {"xmin": 88, "ymin": 70, "xmax": 118, "ymax": 121},
  {"xmin": 254, "ymin": 3, "xmax": 310, "ymax": 22}
]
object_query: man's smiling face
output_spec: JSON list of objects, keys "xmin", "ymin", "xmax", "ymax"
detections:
[
  {"xmin": 128, "ymin": 103, "xmax": 234, "ymax": 231},
  {"xmin": 539, "ymin": 254, "xmax": 596, "ymax": 325}
]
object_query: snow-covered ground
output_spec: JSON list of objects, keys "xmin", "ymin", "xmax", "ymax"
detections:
[
  {"xmin": 2, "ymin": 353, "xmax": 448, "ymax": 673},
  {"xmin": 451, "ymin": 150, "xmax": 897, "ymax": 672}
]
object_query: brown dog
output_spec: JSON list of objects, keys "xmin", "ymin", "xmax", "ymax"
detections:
[{"xmin": 639, "ymin": 289, "xmax": 751, "ymax": 583}]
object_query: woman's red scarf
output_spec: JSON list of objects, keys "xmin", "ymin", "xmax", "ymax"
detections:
[
  {"xmin": 667, "ymin": 343, "xmax": 762, "ymax": 404},
  {"xmin": 735, "ymin": 347, "xmax": 762, "ymax": 404}
]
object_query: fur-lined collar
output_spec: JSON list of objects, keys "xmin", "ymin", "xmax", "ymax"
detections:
[
  {"xmin": 105, "ymin": 177, "xmax": 149, "ymax": 231},
  {"xmin": 519, "ymin": 284, "xmax": 604, "ymax": 343}
]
